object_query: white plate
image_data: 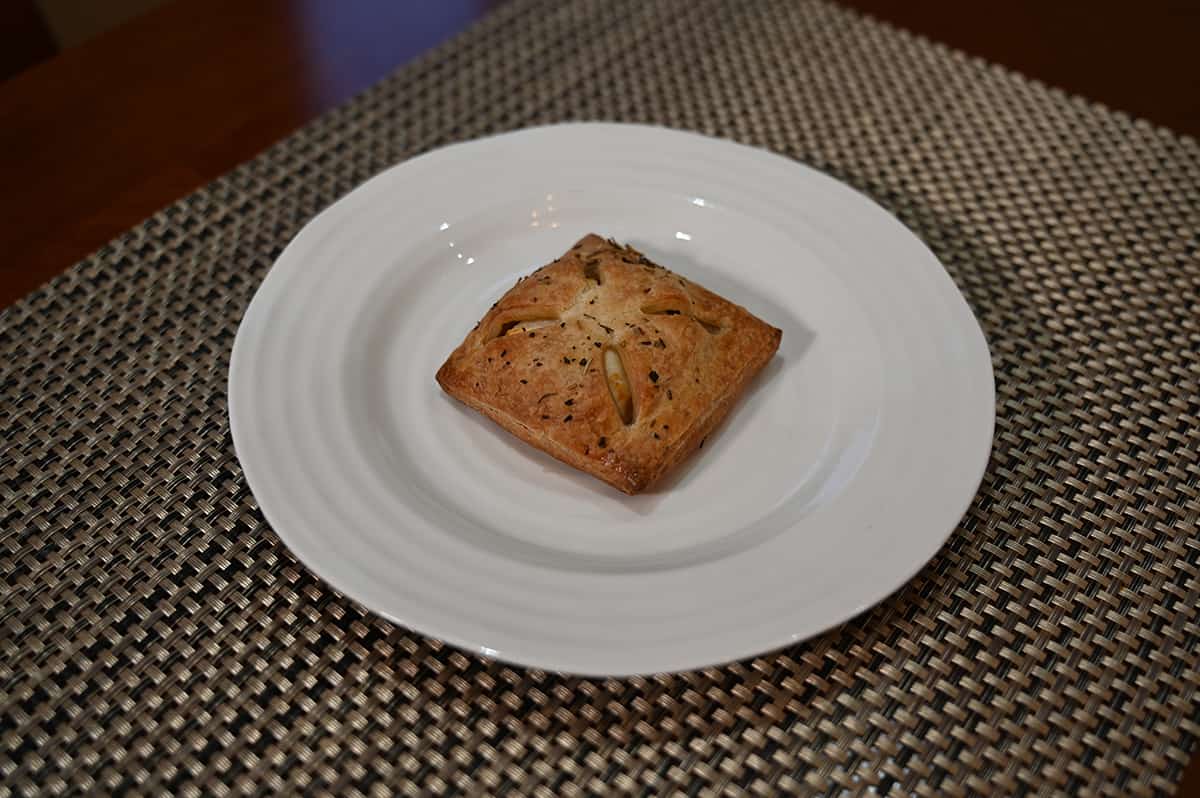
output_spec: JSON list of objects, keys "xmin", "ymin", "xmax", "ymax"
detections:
[{"xmin": 229, "ymin": 123, "xmax": 994, "ymax": 676}]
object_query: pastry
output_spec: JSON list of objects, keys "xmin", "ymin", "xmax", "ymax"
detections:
[{"xmin": 436, "ymin": 234, "xmax": 782, "ymax": 494}]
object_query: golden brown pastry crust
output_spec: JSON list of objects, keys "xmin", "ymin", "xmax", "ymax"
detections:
[{"xmin": 436, "ymin": 234, "xmax": 782, "ymax": 494}]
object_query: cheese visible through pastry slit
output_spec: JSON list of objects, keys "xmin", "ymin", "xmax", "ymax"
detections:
[
  {"xmin": 495, "ymin": 318, "xmax": 558, "ymax": 338},
  {"xmin": 604, "ymin": 347, "xmax": 634, "ymax": 424}
]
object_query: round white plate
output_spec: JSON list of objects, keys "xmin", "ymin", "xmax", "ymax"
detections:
[{"xmin": 229, "ymin": 123, "xmax": 994, "ymax": 676}]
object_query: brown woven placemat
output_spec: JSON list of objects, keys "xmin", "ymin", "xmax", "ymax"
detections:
[{"xmin": 3, "ymin": 0, "xmax": 1199, "ymax": 794}]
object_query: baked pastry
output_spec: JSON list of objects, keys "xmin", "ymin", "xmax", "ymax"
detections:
[{"xmin": 436, "ymin": 234, "xmax": 782, "ymax": 494}]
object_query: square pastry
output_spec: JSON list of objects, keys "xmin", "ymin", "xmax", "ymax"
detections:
[{"xmin": 436, "ymin": 234, "xmax": 782, "ymax": 494}]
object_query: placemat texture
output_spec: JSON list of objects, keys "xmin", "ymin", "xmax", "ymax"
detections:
[{"xmin": 3, "ymin": 0, "xmax": 1199, "ymax": 794}]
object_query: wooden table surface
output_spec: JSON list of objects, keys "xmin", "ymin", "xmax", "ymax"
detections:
[
  {"xmin": 1, "ymin": 0, "xmax": 1198, "ymax": 311},
  {"xmin": 1, "ymin": 0, "xmax": 1197, "ymax": 790}
]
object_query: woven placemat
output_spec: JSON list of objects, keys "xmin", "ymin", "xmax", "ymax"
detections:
[{"xmin": 3, "ymin": 0, "xmax": 1199, "ymax": 794}]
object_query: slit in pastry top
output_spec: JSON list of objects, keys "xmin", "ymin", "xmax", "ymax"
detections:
[
  {"xmin": 604, "ymin": 346, "xmax": 634, "ymax": 424},
  {"xmin": 495, "ymin": 318, "xmax": 559, "ymax": 338},
  {"xmin": 642, "ymin": 304, "xmax": 723, "ymax": 334}
]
